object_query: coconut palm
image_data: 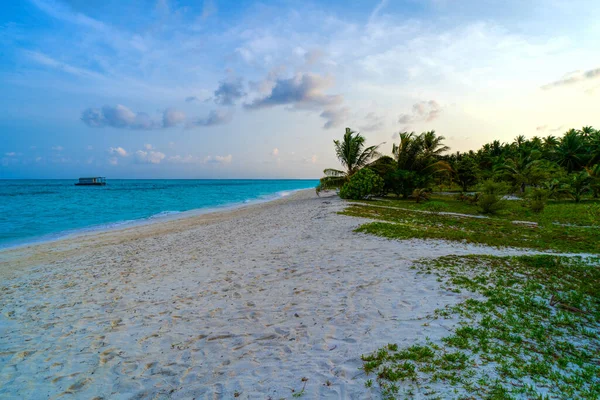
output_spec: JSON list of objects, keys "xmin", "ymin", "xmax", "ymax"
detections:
[
  {"xmin": 586, "ymin": 164, "xmax": 600, "ymax": 198},
  {"xmin": 554, "ymin": 131, "xmax": 587, "ymax": 173},
  {"xmin": 580, "ymin": 126, "xmax": 596, "ymax": 139},
  {"xmin": 317, "ymin": 128, "xmax": 381, "ymax": 193}
]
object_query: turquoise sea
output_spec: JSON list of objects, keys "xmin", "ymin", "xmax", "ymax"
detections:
[{"xmin": 0, "ymin": 179, "xmax": 318, "ymax": 249}]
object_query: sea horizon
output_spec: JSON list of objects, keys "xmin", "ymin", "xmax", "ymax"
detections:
[{"xmin": 0, "ymin": 179, "xmax": 319, "ymax": 249}]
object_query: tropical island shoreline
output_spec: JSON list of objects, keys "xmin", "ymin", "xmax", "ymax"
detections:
[{"xmin": 2, "ymin": 187, "xmax": 597, "ymax": 399}]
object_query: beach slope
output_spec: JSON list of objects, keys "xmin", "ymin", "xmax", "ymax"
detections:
[{"xmin": 0, "ymin": 190, "xmax": 536, "ymax": 399}]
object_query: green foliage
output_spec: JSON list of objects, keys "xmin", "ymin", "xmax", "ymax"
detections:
[
  {"xmin": 361, "ymin": 255, "xmax": 600, "ymax": 399},
  {"xmin": 526, "ymin": 188, "xmax": 549, "ymax": 213},
  {"xmin": 409, "ymin": 188, "xmax": 431, "ymax": 203},
  {"xmin": 478, "ymin": 179, "xmax": 509, "ymax": 195},
  {"xmin": 476, "ymin": 180, "xmax": 508, "ymax": 214},
  {"xmin": 385, "ymin": 169, "xmax": 420, "ymax": 198},
  {"xmin": 341, "ymin": 201, "xmax": 600, "ymax": 253},
  {"xmin": 339, "ymin": 168, "xmax": 384, "ymax": 200},
  {"xmin": 317, "ymin": 128, "xmax": 381, "ymax": 194},
  {"xmin": 586, "ymin": 203, "xmax": 600, "ymax": 226},
  {"xmin": 454, "ymin": 156, "xmax": 479, "ymax": 191},
  {"xmin": 567, "ymin": 171, "xmax": 591, "ymax": 203},
  {"xmin": 422, "ymin": 201, "xmax": 448, "ymax": 215}
]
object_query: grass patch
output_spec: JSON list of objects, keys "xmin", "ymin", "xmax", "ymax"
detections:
[
  {"xmin": 361, "ymin": 255, "xmax": 600, "ymax": 399},
  {"xmin": 341, "ymin": 204, "xmax": 600, "ymax": 253},
  {"xmin": 358, "ymin": 195, "xmax": 600, "ymax": 227}
]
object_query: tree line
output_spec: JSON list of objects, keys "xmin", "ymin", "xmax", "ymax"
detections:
[{"xmin": 317, "ymin": 126, "xmax": 600, "ymax": 207}]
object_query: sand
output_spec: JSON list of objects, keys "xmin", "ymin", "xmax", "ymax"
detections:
[{"xmin": 0, "ymin": 190, "xmax": 545, "ymax": 399}]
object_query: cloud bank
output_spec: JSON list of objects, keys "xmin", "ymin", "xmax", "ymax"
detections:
[
  {"xmin": 81, "ymin": 105, "xmax": 185, "ymax": 129},
  {"xmin": 398, "ymin": 101, "xmax": 442, "ymax": 125},
  {"xmin": 187, "ymin": 109, "xmax": 233, "ymax": 128},
  {"xmin": 542, "ymin": 67, "xmax": 600, "ymax": 90},
  {"xmin": 214, "ymin": 79, "xmax": 245, "ymax": 106}
]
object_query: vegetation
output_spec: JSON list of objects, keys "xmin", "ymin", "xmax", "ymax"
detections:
[
  {"xmin": 319, "ymin": 125, "xmax": 600, "ymax": 205},
  {"xmin": 318, "ymin": 125, "xmax": 600, "ymax": 398},
  {"xmin": 316, "ymin": 128, "xmax": 381, "ymax": 194},
  {"xmin": 341, "ymin": 201, "xmax": 600, "ymax": 253},
  {"xmin": 339, "ymin": 168, "xmax": 384, "ymax": 200},
  {"xmin": 361, "ymin": 255, "xmax": 600, "ymax": 399}
]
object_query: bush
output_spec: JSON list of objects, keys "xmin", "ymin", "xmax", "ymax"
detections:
[
  {"xmin": 339, "ymin": 168, "xmax": 384, "ymax": 200},
  {"xmin": 478, "ymin": 194, "xmax": 504, "ymax": 214},
  {"xmin": 478, "ymin": 180, "xmax": 510, "ymax": 195},
  {"xmin": 526, "ymin": 188, "xmax": 548, "ymax": 213},
  {"xmin": 385, "ymin": 169, "xmax": 420, "ymax": 198},
  {"xmin": 476, "ymin": 180, "xmax": 507, "ymax": 214},
  {"xmin": 529, "ymin": 200, "xmax": 545, "ymax": 213},
  {"xmin": 410, "ymin": 188, "xmax": 431, "ymax": 203}
]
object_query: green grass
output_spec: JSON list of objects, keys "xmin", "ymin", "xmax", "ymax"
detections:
[
  {"xmin": 361, "ymin": 255, "xmax": 600, "ymax": 399},
  {"xmin": 341, "ymin": 203, "xmax": 600, "ymax": 253},
  {"xmin": 355, "ymin": 195, "xmax": 600, "ymax": 227}
]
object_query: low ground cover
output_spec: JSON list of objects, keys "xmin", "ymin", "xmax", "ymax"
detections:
[
  {"xmin": 340, "ymin": 202, "xmax": 600, "ymax": 254},
  {"xmin": 361, "ymin": 255, "xmax": 600, "ymax": 399},
  {"xmin": 359, "ymin": 195, "xmax": 600, "ymax": 227}
]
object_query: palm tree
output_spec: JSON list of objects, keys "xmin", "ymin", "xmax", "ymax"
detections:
[
  {"xmin": 554, "ymin": 131, "xmax": 587, "ymax": 173},
  {"xmin": 543, "ymin": 135, "xmax": 559, "ymax": 149},
  {"xmin": 580, "ymin": 126, "xmax": 596, "ymax": 139},
  {"xmin": 495, "ymin": 149, "xmax": 548, "ymax": 193},
  {"xmin": 586, "ymin": 164, "xmax": 600, "ymax": 198},
  {"xmin": 567, "ymin": 171, "xmax": 591, "ymax": 203},
  {"xmin": 317, "ymin": 128, "xmax": 381, "ymax": 193},
  {"xmin": 421, "ymin": 130, "xmax": 450, "ymax": 158}
]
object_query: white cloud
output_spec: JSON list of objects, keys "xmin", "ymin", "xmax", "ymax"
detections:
[
  {"xmin": 271, "ymin": 148, "xmax": 279, "ymax": 156},
  {"xmin": 5, "ymin": 152, "xmax": 16, "ymax": 156},
  {"xmin": 108, "ymin": 156, "xmax": 118, "ymax": 166},
  {"xmin": 168, "ymin": 154, "xmax": 199, "ymax": 164},
  {"xmin": 187, "ymin": 109, "xmax": 233, "ymax": 128},
  {"xmin": 52, "ymin": 146, "xmax": 64, "ymax": 151},
  {"xmin": 108, "ymin": 146, "xmax": 128, "ymax": 157},
  {"xmin": 542, "ymin": 67, "xmax": 600, "ymax": 90},
  {"xmin": 204, "ymin": 154, "xmax": 232, "ymax": 164},
  {"xmin": 398, "ymin": 101, "xmax": 442, "ymax": 125},
  {"xmin": 144, "ymin": 144, "xmax": 153, "ymax": 150},
  {"xmin": 135, "ymin": 150, "xmax": 166, "ymax": 164},
  {"xmin": 162, "ymin": 108, "xmax": 186, "ymax": 127}
]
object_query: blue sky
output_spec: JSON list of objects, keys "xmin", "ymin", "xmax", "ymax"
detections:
[{"xmin": 1, "ymin": 0, "xmax": 600, "ymax": 178}]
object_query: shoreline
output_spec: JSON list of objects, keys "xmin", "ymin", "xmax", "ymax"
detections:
[
  {"xmin": 0, "ymin": 186, "xmax": 315, "ymax": 255},
  {"xmin": 0, "ymin": 189, "xmax": 563, "ymax": 398}
]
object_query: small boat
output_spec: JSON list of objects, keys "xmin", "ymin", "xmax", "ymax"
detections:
[{"xmin": 75, "ymin": 177, "xmax": 106, "ymax": 186}]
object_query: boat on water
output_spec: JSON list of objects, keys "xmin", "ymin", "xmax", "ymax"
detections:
[{"xmin": 75, "ymin": 177, "xmax": 106, "ymax": 186}]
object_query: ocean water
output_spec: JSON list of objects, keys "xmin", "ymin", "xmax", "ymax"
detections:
[{"xmin": 0, "ymin": 179, "xmax": 318, "ymax": 249}]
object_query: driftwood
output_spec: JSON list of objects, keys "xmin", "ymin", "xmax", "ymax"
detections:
[{"xmin": 549, "ymin": 294, "xmax": 588, "ymax": 314}]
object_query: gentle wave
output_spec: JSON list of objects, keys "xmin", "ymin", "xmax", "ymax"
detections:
[{"xmin": 0, "ymin": 184, "xmax": 316, "ymax": 250}]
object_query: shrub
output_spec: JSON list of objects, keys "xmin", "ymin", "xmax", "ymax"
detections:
[
  {"xmin": 410, "ymin": 188, "xmax": 431, "ymax": 203},
  {"xmin": 478, "ymin": 180, "xmax": 510, "ymax": 195},
  {"xmin": 529, "ymin": 200, "xmax": 545, "ymax": 213},
  {"xmin": 339, "ymin": 168, "xmax": 384, "ymax": 200},
  {"xmin": 478, "ymin": 194, "xmax": 504, "ymax": 214},
  {"xmin": 385, "ymin": 169, "xmax": 420, "ymax": 198},
  {"xmin": 526, "ymin": 188, "xmax": 548, "ymax": 213},
  {"xmin": 476, "ymin": 180, "xmax": 507, "ymax": 214}
]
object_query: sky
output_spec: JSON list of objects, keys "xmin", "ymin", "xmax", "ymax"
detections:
[{"xmin": 1, "ymin": 0, "xmax": 600, "ymax": 179}]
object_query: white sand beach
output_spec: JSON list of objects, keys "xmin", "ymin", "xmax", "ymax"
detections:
[{"xmin": 1, "ymin": 190, "xmax": 540, "ymax": 399}]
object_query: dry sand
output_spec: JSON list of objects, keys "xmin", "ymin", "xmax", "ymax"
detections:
[{"xmin": 1, "ymin": 190, "xmax": 541, "ymax": 399}]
